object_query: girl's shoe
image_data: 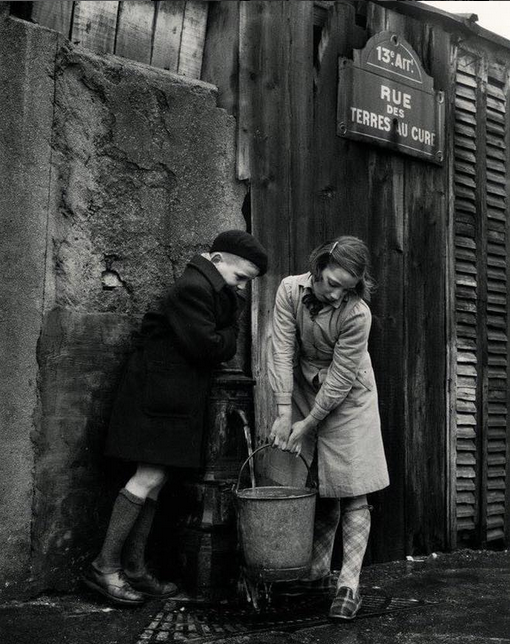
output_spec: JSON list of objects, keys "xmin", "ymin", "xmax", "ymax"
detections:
[{"xmin": 328, "ymin": 586, "xmax": 362, "ymax": 620}]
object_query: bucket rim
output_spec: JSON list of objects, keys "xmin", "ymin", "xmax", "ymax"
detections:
[
  {"xmin": 236, "ymin": 444, "xmax": 317, "ymax": 492},
  {"xmin": 235, "ymin": 485, "xmax": 317, "ymax": 500}
]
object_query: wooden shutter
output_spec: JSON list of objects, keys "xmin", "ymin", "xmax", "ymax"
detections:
[
  {"xmin": 452, "ymin": 52, "xmax": 510, "ymax": 546},
  {"xmin": 453, "ymin": 55, "xmax": 479, "ymax": 538},
  {"xmin": 484, "ymin": 67, "xmax": 508, "ymax": 542}
]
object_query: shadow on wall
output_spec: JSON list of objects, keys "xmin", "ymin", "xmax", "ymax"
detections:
[
  {"xmin": 1, "ymin": 3, "xmax": 245, "ymax": 595},
  {"xmin": 30, "ymin": 308, "xmax": 137, "ymax": 590}
]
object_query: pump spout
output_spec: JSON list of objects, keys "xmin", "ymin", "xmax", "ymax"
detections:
[{"xmin": 228, "ymin": 407, "xmax": 256, "ymax": 488}]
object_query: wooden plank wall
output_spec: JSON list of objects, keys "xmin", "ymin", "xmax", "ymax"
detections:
[
  {"xmin": 289, "ymin": 2, "xmax": 314, "ymax": 272},
  {"xmin": 239, "ymin": 0, "xmax": 291, "ymax": 448},
  {"xmin": 12, "ymin": 1, "xmax": 209, "ymax": 78},
  {"xmin": 71, "ymin": 1, "xmax": 119, "ymax": 54},
  {"xmin": 311, "ymin": 2, "xmax": 451, "ymax": 558},
  {"xmin": 201, "ymin": 1, "xmax": 240, "ymax": 115},
  {"xmin": 178, "ymin": 1, "xmax": 208, "ymax": 77},
  {"xmin": 368, "ymin": 4, "xmax": 451, "ymax": 555},
  {"xmin": 313, "ymin": 1, "xmax": 408, "ymax": 561},
  {"xmin": 116, "ymin": 0, "xmax": 155, "ymax": 64},
  {"xmin": 233, "ymin": 0, "xmax": 452, "ymax": 560},
  {"xmin": 405, "ymin": 20, "xmax": 450, "ymax": 555},
  {"xmin": 236, "ymin": 1, "xmax": 314, "ymax": 458},
  {"xmin": 30, "ymin": 0, "xmax": 74, "ymax": 37},
  {"xmin": 152, "ymin": 0, "xmax": 186, "ymax": 73},
  {"xmin": 201, "ymin": 0, "xmax": 450, "ymax": 560},
  {"xmin": 314, "ymin": 3, "xmax": 368, "ymax": 244}
]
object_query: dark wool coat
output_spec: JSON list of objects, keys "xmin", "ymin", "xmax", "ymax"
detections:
[{"xmin": 105, "ymin": 255, "xmax": 241, "ymax": 468}]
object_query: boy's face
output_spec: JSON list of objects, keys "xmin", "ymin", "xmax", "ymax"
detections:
[{"xmin": 211, "ymin": 253, "xmax": 260, "ymax": 291}]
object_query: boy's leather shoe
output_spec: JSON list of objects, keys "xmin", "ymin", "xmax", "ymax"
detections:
[
  {"xmin": 125, "ymin": 571, "xmax": 178, "ymax": 598},
  {"xmin": 82, "ymin": 567, "xmax": 146, "ymax": 606},
  {"xmin": 328, "ymin": 586, "xmax": 362, "ymax": 620}
]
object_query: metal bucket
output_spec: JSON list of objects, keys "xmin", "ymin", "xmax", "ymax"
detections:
[{"xmin": 235, "ymin": 444, "xmax": 317, "ymax": 582}]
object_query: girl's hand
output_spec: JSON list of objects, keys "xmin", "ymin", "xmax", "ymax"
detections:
[
  {"xmin": 287, "ymin": 416, "xmax": 318, "ymax": 456},
  {"xmin": 269, "ymin": 408, "xmax": 292, "ymax": 450}
]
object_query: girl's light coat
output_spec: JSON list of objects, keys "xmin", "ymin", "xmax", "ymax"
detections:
[{"xmin": 268, "ymin": 273, "xmax": 389, "ymax": 498}]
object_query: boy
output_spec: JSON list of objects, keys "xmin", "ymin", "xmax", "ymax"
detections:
[{"xmin": 84, "ymin": 230, "xmax": 268, "ymax": 606}]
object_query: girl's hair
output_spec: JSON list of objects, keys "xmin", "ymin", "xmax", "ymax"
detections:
[{"xmin": 309, "ymin": 236, "xmax": 376, "ymax": 301}]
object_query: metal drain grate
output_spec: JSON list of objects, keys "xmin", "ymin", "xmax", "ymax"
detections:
[{"xmin": 136, "ymin": 592, "xmax": 433, "ymax": 643}]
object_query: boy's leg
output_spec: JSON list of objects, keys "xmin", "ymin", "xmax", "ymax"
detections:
[
  {"xmin": 85, "ymin": 463, "xmax": 168, "ymax": 604},
  {"xmin": 92, "ymin": 487, "xmax": 145, "ymax": 574},
  {"xmin": 122, "ymin": 477, "xmax": 178, "ymax": 598},
  {"xmin": 93, "ymin": 464, "xmax": 166, "ymax": 572},
  {"xmin": 122, "ymin": 494, "xmax": 159, "ymax": 578}
]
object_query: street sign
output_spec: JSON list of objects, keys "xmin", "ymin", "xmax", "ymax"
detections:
[{"xmin": 337, "ymin": 32, "xmax": 445, "ymax": 164}]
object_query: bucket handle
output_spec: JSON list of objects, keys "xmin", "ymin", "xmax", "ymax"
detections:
[{"xmin": 235, "ymin": 444, "xmax": 314, "ymax": 493}]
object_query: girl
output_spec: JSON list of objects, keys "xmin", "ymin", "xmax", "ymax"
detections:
[{"xmin": 268, "ymin": 236, "xmax": 389, "ymax": 620}]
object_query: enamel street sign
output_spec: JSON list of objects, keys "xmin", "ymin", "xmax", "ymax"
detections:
[{"xmin": 337, "ymin": 32, "xmax": 445, "ymax": 164}]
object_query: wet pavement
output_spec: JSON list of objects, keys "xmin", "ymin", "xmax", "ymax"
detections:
[{"xmin": 1, "ymin": 549, "xmax": 509, "ymax": 644}]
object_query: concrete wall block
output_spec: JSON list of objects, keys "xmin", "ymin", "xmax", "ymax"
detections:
[
  {"xmin": 0, "ymin": 13, "xmax": 60, "ymax": 594},
  {"xmin": 0, "ymin": 7, "xmax": 246, "ymax": 594},
  {"xmin": 51, "ymin": 46, "xmax": 246, "ymax": 316},
  {"xmin": 29, "ymin": 43, "xmax": 247, "ymax": 589}
]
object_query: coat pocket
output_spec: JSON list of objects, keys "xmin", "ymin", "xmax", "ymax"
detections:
[
  {"xmin": 143, "ymin": 362, "xmax": 193, "ymax": 418},
  {"xmin": 356, "ymin": 368, "xmax": 374, "ymax": 391}
]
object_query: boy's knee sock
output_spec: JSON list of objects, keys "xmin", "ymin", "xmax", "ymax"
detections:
[
  {"xmin": 308, "ymin": 498, "xmax": 341, "ymax": 580},
  {"xmin": 122, "ymin": 497, "xmax": 158, "ymax": 577},
  {"xmin": 93, "ymin": 488, "xmax": 144, "ymax": 574},
  {"xmin": 336, "ymin": 505, "xmax": 371, "ymax": 593}
]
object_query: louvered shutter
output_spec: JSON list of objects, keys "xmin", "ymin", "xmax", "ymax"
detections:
[
  {"xmin": 452, "ymin": 52, "xmax": 510, "ymax": 546},
  {"xmin": 453, "ymin": 57, "xmax": 479, "ymax": 537},
  {"xmin": 484, "ymin": 69, "xmax": 508, "ymax": 542}
]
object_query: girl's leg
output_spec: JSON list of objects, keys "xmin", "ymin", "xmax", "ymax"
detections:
[
  {"xmin": 93, "ymin": 463, "xmax": 167, "ymax": 574},
  {"xmin": 308, "ymin": 497, "xmax": 341, "ymax": 580},
  {"xmin": 336, "ymin": 495, "xmax": 371, "ymax": 593},
  {"xmin": 329, "ymin": 495, "xmax": 371, "ymax": 620}
]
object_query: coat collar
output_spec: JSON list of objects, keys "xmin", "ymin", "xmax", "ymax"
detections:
[{"xmin": 188, "ymin": 254, "xmax": 228, "ymax": 292}]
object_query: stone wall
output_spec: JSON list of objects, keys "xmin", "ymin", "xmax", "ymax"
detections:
[
  {"xmin": 0, "ymin": 7, "xmax": 59, "ymax": 596},
  {"xmin": 0, "ymin": 7, "xmax": 245, "ymax": 596}
]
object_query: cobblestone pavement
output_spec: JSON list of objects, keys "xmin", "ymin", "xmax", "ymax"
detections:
[{"xmin": 1, "ymin": 550, "xmax": 509, "ymax": 644}]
